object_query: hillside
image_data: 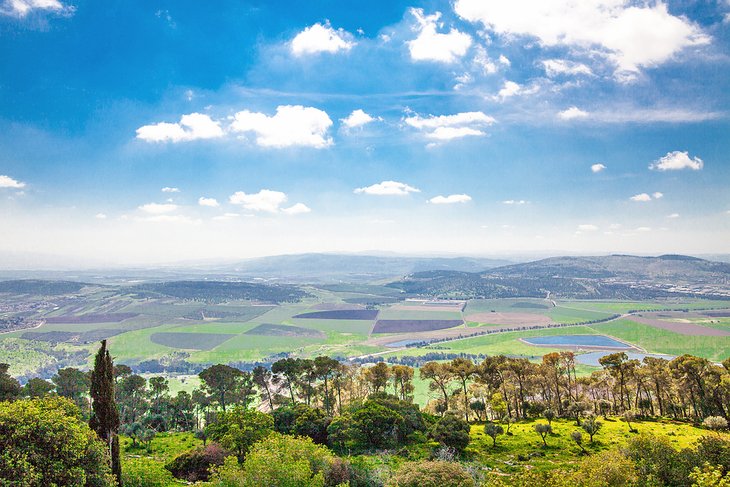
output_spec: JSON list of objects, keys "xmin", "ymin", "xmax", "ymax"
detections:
[{"xmin": 388, "ymin": 254, "xmax": 730, "ymax": 299}]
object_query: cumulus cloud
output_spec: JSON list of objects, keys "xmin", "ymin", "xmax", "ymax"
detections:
[
  {"xmin": 502, "ymin": 199, "xmax": 527, "ymax": 205},
  {"xmin": 542, "ymin": 59, "xmax": 593, "ymax": 77},
  {"xmin": 653, "ymin": 192, "xmax": 664, "ymax": 199},
  {"xmin": 281, "ymin": 203, "xmax": 312, "ymax": 215},
  {"xmin": 161, "ymin": 187, "xmax": 180, "ymax": 193},
  {"xmin": 229, "ymin": 105, "xmax": 333, "ymax": 149},
  {"xmin": 138, "ymin": 203, "xmax": 178, "ymax": 214},
  {"xmin": 498, "ymin": 81, "xmax": 521, "ymax": 98},
  {"xmin": 630, "ymin": 193, "xmax": 651, "ymax": 202},
  {"xmin": 136, "ymin": 113, "xmax": 224, "ymax": 143},
  {"xmin": 649, "ymin": 150, "xmax": 704, "ymax": 171},
  {"xmin": 558, "ymin": 106, "xmax": 589, "ymax": 120},
  {"xmin": 341, "ymin": 109, "xmax": 379, "ymax": 129},
  {"xmin": 577, "ymin": 224, "xmax": 599, "ymax": 232},
  {"xmin": 405, "ymin": 111, "xmax": 495, "ymax": 142},
  {"xmin": 407, "ymin": 8, "xmax": 472, "ymax": 63},
  {"xmin": 198, "ymin": 197, "xmax": 219, "ymax": 207},
  {"xmin": 591, "ymin": 163, "xmax": 606, "ymax": 173},
  {"xmin": 0, "ymin": 175, "xmax": 26, "ymax": 189},
  {"xmin": 354, "ymin": 181, "xmax": 421, "ymax": 196},
  {"xmin": 454, "ymin": 0, "xmax": 710, "ymax": 80},
  {"xmin": 499, "ymin": 55, "xmax": 511, "ymax": 66},
  {"xmin": 290, "ymin": 22, "xmax": 355, "ymax": 56},
  {"xmin": 1, "ymin": 0, "xmax": 70, "ymax": 17},
  {"xmin": 229, "ymin": 189, "xmax": 288, "ymax": 213},
  {"xmin": 429, "ymin": 194, "xmax": 472, "ymax": 204}
]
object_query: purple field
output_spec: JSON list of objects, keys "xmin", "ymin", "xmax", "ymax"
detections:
[
  {"xmin": 22, "ymin": 329, "xmax": 124, "ymax": 343},
  {"xmin": 44, "ymin": 313, "xmax": 138, "ymax": 323},
  {"xmin": 372, "ymin": 319, "xmax": 464, "ymax": 333},
  {"xmin": 293, "ymin": 309, "xmax": 379, "ymax": 320}
]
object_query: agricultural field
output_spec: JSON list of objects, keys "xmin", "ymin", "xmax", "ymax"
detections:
[{"xmin": 2, "ymin": 284, "xmax": 729, "ymax": 380}]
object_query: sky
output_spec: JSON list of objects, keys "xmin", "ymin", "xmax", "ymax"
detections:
[{"xmin": 1, "ymin": 0, "xmax": 729, "ymax": 266}]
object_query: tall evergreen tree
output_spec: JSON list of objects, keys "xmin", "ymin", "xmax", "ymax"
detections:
[{"xmin": 89, "ymin": 340, "xmax": 122, "ymax": 486}]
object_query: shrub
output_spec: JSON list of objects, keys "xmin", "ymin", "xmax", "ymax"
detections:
[
  {"xmin": 387, "ymin": 460, "xmax": 475, "ymax": 487},
  {"xmin": 703, "ymin": 416, "xmax": 729, "ymax": 432},
  {"xmin": 534, "ymin": 423, "xmax": 552, "ymax": 446},
  {"xmin": 430, "ymin": 413, "xmax": 470, "ymax": 453},
  {"xmin": 165, "ymin": 442, "xmax": 230, "ymax": 481}
]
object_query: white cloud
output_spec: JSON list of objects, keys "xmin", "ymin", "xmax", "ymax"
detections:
[
  {"xmin": 454, "ymin": 0, "xmax": 710, "ymax": 80},
  {"xmin": 499, "ymin": 54, "xmax": 511, "ymax": 66},
  {"xmin": 502, "ymin": 199, "xmax": 527, "ymax": 205},
  {"xmin": 229, "ymin": 105, "xmax": 333, "ymax": 149},
  {"xmin": 472, "ymin": 46, "xmax": 498, "ymax": 74},
  {"xmin": 1, "ymin": 0, "xmax": 69, "ymax": 17},
  {"xmin": 291, "ymin": 22, "xmax": 355, "ymax": 56},
  {"xmin": 0, "ymin": 175, "xmax": 26, "ymax": 189},
  {"xmin": 587, "ymin": 108, "xmax": 720, "ymax": 124},
  {"xmin": 136, "ymin": 214, "xmax": 199, "ymax": 224},
  {"xmin": 138, "ymin": 203, "xmax": 178, "ymax": 214},
  {"xmin": 630, "ymin": 193, "xmax": 652, "ymax": 202},
  {"xmin": 354, "ymin": 181, "xmax": 421, "ymax": 196},
  {"xmin": 667, "ymin": 213, "xmax": 680, "ymax": 219},
  {"xmin": 649, "ymin": 150, "xmax": 703, "ymax": 171},
  {"xmin": 341, "ymin": 109, "xmax": 379, "ymax": 129},
  {"xmin": 591, "ymin": 163, "xmax": 606, "ymax": 173},
  {"xmin": 229, "ymin": 189, "xmax": 288, "ymax": 213},
  {"xmin": 429, "ymin": 194, "xmax": 472, "ymax": 204},
  {"xmin": 578, "ymin": 224, "xmax": 599, "ymax": 232},
  {"xmin": 281, "ymin": 203, "xmax": 312, "ymax": 215},
  {"xmin": 212, "ymin": 213, "xmax": 240, "ymax": 221},
  {"xmin": 405, "ymin": 111, "xmax": 495, "ymax": 142},
  {"xmin": 636, "ymin": 226, "xmax": 652, "ymax": 232},
  {"xmin": 198, "ymin": 197, "xmax": 220, "ymax": 208},
  {"xmin": 542, "ymin": 59, "xmax": 593, "ymax": 77},
  {"xmin": 609, "ymin": 223, "xmax": 622, "ymax": 230},
  {"xmin": 95, "ymin": 213, "xmax": 107, "ymax": 220},
  {"xmin": 136, "ymin": 113, "xmax": 224, "ymax": 143},
  {"xmin": 558, "ymin": 106, "xmax": 589, "ymax": 120},
  {"xmin": 498, "ymin": 81, "xmax": 521, "ymax": 98},
  {"xmin": 652, "ymin": 192, "xmax": 664, "ymax": 199},
  {"xmin": 407, "ymin": 8, "xmax": 472, "ymax": 63},
  {"xmin": 161, "ymin": 187, "xmax": 180, "ymax": 193}
]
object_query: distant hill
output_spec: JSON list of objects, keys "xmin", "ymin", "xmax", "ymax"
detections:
[
  {"xmin": 388, "ymin": 255, "xmax": 730, "ymax": 300},
  {"xmin": 205, "ymin": 253, "xmax": 513, "ymax": 282}
]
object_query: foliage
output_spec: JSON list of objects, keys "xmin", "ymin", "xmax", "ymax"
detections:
[
  {"xmin": 122, "ymin": 457, "xmax": 175, "ymax": 487},
  {"xmin": 703, "ymin": 416, "xmax": 728, "ymax": 431},
  {"xmin": 431, "ymin": 413, "xmax": 471, "ymax": 453},
  {"xmin": 165, "ymin": 442, "xmax": 230, "ymax": 481},
  {"xmin": 206, "ymin": 407, "xmax": 274, "ymax": 462},
  {"xmin": 387, "ymin": 460, "xmax": 475, "ymax": 487},
  {"xmin": 534, "ymin": 422, "xmax": 553, "ymax": 446},
  {"xmin": 0, "ymin": 363, "xmax": 22, "ymax": 401},
  {"xmin": 690, "ymin": 464, "xmax": 730, "ymax": 487},
  {"xmin": 484, "ymin": 422, "xmax": 504, "ymax": 447},
  {"xmin": 89, "ymin": 340, "xmax": 122, "ymax": 485},
  {"xmin": 0, "ymin": 396, "xmax": 115, "ymax": 486}
]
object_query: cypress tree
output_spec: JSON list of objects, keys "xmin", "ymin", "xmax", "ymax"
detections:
[{"xmin": 89, "ymin": 339, "xmax": 122, "ymax": 486}]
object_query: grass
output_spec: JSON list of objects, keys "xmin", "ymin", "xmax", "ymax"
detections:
[{"xmin": 588, "ymin": 319, "xmax": 730, "ymax": 361}]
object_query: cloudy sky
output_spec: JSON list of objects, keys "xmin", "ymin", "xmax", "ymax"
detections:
[{"xmin": 1, "ymin": 0, "xmax": 729, "ymax": 266}]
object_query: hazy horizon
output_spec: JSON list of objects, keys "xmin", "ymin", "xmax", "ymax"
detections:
[{"xmin": 2, "ymin": 0, "xmax": 729, "ymax": 265}]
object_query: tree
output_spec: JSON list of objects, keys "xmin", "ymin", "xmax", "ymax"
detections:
[
  {"xmin": 52, "ymin": 367, "xmax": 90, "ymax": 412},
  {"xmin": 431, "ymin": 412, "xmax": 471, "ymax": 453},
  {"xmin": 351, "ymin": 401, "xmax": 404, "ymax": 449},
  {"xmin": 148, "ymin": 376, "xmax": 169, "ymax": 411},
  {"xmin": 22, "ymin": 378, "xmax": 53, "ymax": 398},
  {"xmin": 622, "ymin": 410, "xmax": 637, "ymax": 433},
  {"xmin": 571, "ymin": 431, "xmax": 586, "ymax": 454},
  {"xmin": 387, "ymin": 460, "xmax": 475, "ymax": 487},
  {"xmin": 206, "ymin": 406, "xmax": 274, "ymax": 462},
  {"xmin": 252, "ymin": 365, "xmax": 276, "ymax": 411},
  {"xmin": 0, "ymin": 363, "xmax": 21, "ymax": 401},
  {"xmin": 703, "ymin": 416, "xmax": 728, "ymax": 432},
  {"xmin": 484, "ymin": 423, "xmax": 504, "ymax": 447},
  {"xmin": 420, "ymin": 362, "xmax": 453, "ymax": 414},
  {"xmin": 0, "ymin": 396, "xmax": 115, "ymax": 486},
  {"xmin": 449, "ymin": 358, "xmax": 477, "ymax": 422},
  {"xmin": 89, "ymin": 340, "xmax": 122, "ymax": 486},
  {"xmin": 534, "ymin": 422, "xmax": 552, "ymax": 446},
  {"xmin": 391, "ymin": 364, "xmax": 415, "ymax": 402},
  {"xmin": 363, "ymin": 362, "xmax": 391, "ymax": 394},
  {"xmin": 690, "ymin": 464, "xmax": 730, "ymax": 487},
  {"xmin": 581, "ymin": 416, "xmax": 602, "ymax": 443},
  {"xmin": 314, "ymin": 356, "xmax": 340, "ymax": 414},
  {"xmin": 199, "ymin": 364, "xmax": 245, "ymax": 411},
  {"xmin": 543, "ymin": 408, "xmax": 556, "ymax": 425},
  {"xmin": 271, "ymin": 358, "xmax": 303, "ymax": 404},
  {"xmin": 117, "ymin": 373, "xmax": 146, "ymax": 423}
]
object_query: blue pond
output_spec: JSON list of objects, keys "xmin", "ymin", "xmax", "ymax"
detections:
[
  {"xmin": 522, "ymin": 335, "xmax": 630, "ymax": 348},
  {"xmin": 576, "ymin": 351, "xmax": 675, "ymax": 367}
]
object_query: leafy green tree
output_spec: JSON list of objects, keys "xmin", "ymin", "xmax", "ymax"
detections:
[
  {"xmin": 89, "ymin": 340, "xmax": 121, "ymax": 486},
  {"xmin": 252, "ymin": 365, "xmax": 276, "ymax": 411},
  {"xmin": 0, "ymin": 364, "xmax": 21, "ymax": 401},
  {"xmin": 420, "ymin": 362, "xmax": 454, "ymax": 413},
  {"xmin": 272, "ymin": 358, "xmax": 303, "ymax": 404},
  {"xmin": 206, "ymin": 407, "xmax": 274, "ymax": 462},
  {"xmin": 273, "ymin": 403, "xmax": 330, "ymax": 444},
  {"xmin": 431, "ymin": 412, "xmax": 471, "ymax": 453},
  {"xmin": 351, "ymin": 401, "xmax": 404, "ymax": 449},
  {"xmin": 22, "ymin": 377, "xmax": 54, "ymax": 398},
  {"xmin": 212, "ymin": 433, "xmax": 341, "ymax": 487},
  {"xmin": 534, "ymin": 422, "xmax": 552, "ymax": 446},
  {"xmin": 314, "ymin": 356, "xmax": 340, "ymax": 414},
  {"xmin": 0, "ymin": 396, "xmax": 114, "ymax": 486},
  {"xmin": 449, "ymin": 358, "xmax": 477, "ymax": 422},
  {"xmin": 387, "ymin": 460, "xmax": 475, "ymax": 487},
  {"xmin": 581, "ymin": 416, "xmax": 602, "ymax": 443},
  {"xmin": 148, "ymin": 376, "xmax": 169, "ymax": 411},
  {"xmin": 571, "ymin": 431, "xmax": 587, "ymax": 454},
  {"xmin": 199, "ymin": 364, "xmax": 245, "ymax": 411},
  {"xmin": 622, "ymin": 410, "xmax": 637, "ymax": 433},
  {"xmin": 121, "ymin": 422, "xmax": 143, "ymax": 447},
  {"xmin": 117, "ymin": 373, "xmax": 147, "ymax": 423},
  {"xmin": 52, "ymin": 367, "xmax": 90, "ymax": 412},
  {"xmin": 484, "ymin": 422, "xmax": 504, "ymax": 447},
  {"xmin": 543, "ymin": 408, "xmax": 556, "ymax": 425},
  {"xmin": 363, "ymin": 361, "xmax": 391, "ymax": 394}
]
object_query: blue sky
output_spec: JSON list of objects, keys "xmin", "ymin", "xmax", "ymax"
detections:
[{"xmin": 1, "ymin": 0, "xmax": 729, "ymax": 265}]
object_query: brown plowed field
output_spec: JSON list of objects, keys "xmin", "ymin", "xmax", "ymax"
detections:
[
  {"xmin": 465, "ymin": 312, "xmax": 554, "ymax": 327},
  {"xmin": 631, "ymin": 313, "xmax": 730, "ymax": 336}
]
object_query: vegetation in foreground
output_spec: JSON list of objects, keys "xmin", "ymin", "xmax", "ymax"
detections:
[{"xmin": 1, "ymin": 341, "xmax": 730, "ymax": 486}]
